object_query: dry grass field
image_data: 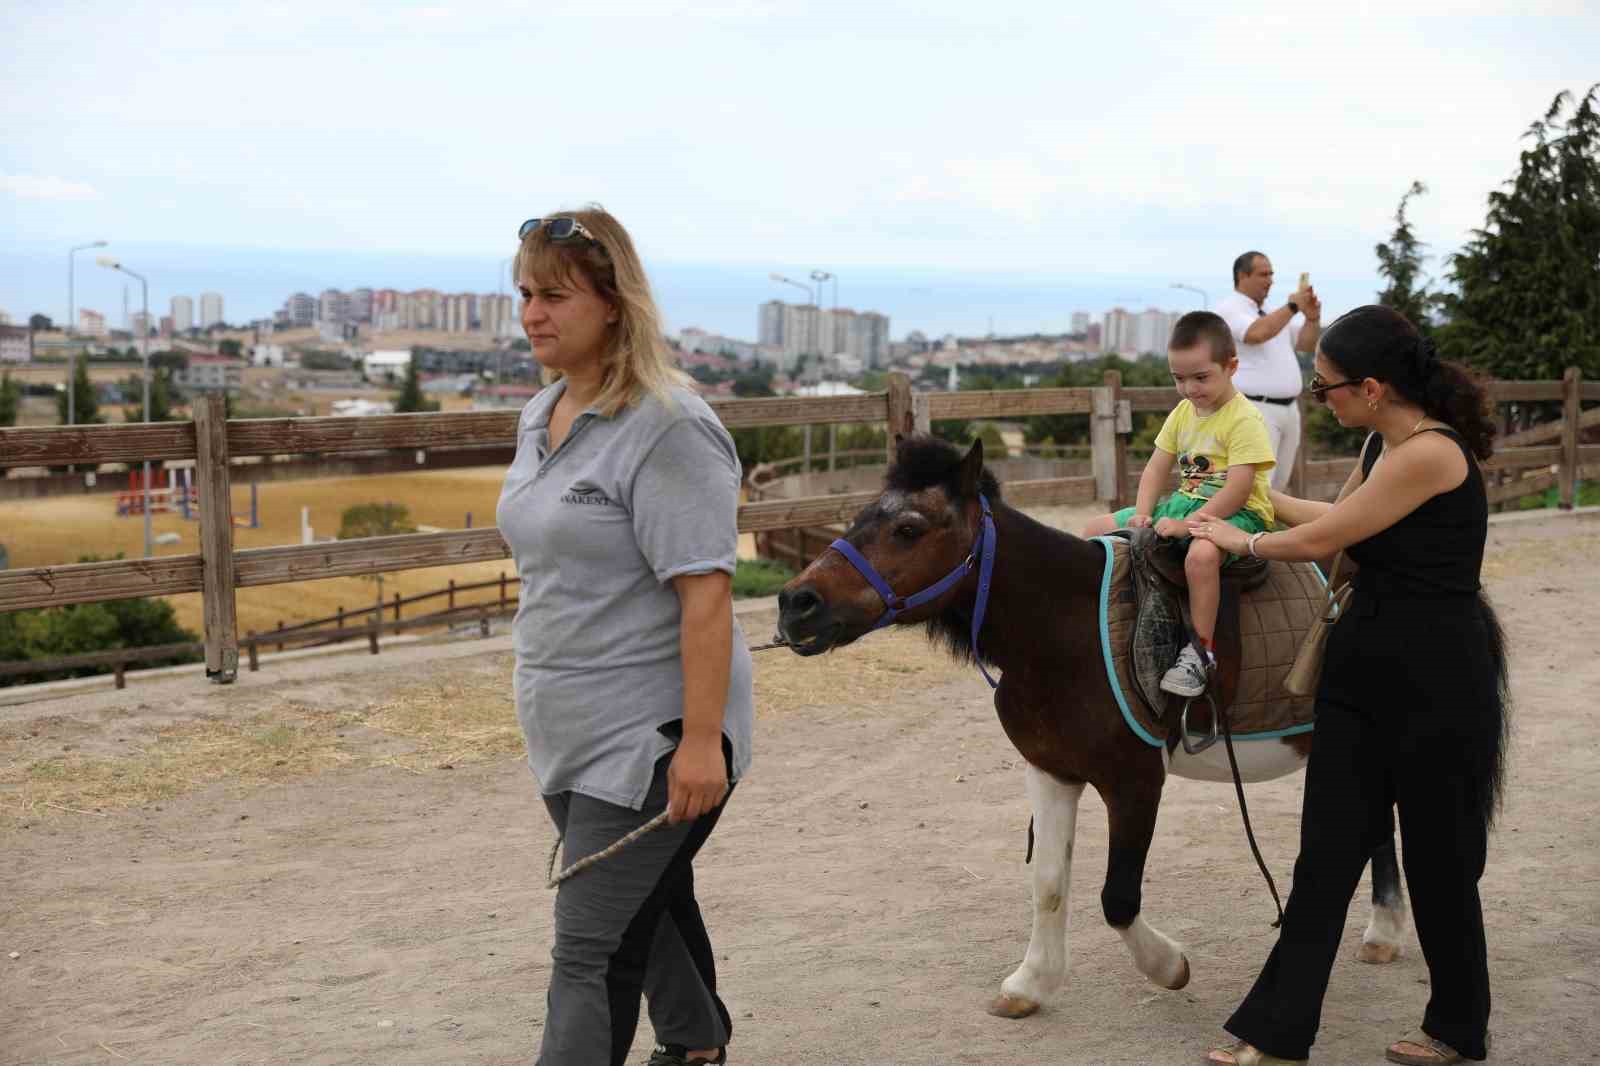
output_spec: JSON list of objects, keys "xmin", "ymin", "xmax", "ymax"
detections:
[
  {"xmin": 0, "ymin": 468, "xmax": 517, "ymax": 636},
  {"xmin": 2, "ymin": 465, "xmax": 760, "ymax": 639}
]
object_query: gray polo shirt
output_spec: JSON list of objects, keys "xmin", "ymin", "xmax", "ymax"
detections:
[{"xmin": 495, "ymin": 380, "xmax": 754, "ymax": 810}]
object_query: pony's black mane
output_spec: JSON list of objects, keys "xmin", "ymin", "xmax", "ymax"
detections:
[{"xmin": 886, "ymin": 435, "xmax": 1002, "ymax": 503}]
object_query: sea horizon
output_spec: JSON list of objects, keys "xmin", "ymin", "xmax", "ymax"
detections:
[{"xmin": 4, "ymin": 240, "xmax": 1388, "ymax": 345}]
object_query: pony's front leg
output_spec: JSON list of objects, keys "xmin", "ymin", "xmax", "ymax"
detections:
[{"xmin": 989, "ymin": 763, "xmax": 1084, "ymax": 1019}]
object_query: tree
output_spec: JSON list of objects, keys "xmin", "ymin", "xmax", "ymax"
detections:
[
  {"xmin": 28, "ymin": 313, "xmax": 53, "ymax": 331},
  {"xmin": 338, "ymin": 502, "xmax": 418, "ymax": 540},
  {"xmin": 394, "ymin": 355, "xmax": 440, "ymax": 413},
  {"xmin": 122, "ymin": 370, "xmax": 180, "ymax": 422},
  {"xmin": 150, "ymin": 350, "xmax": 189, "ymax": 374},
  {"xmin": 1375, "ymin": 181, "xmax": 1437, "ymax": 333},
  {"xmin": 1438, "ymin": 85, "xmax": 1600, "ymax": 380},
  {"xmin": 0, "ymin": 371, "xmax": 19, "ymax": 427},
  {"xmin": 0, "ymin": 554, "xmax": 200, "ymax": 685},
  {"xmin": 218, "ymin": 338, "xmax": 243, "ymax": 359},
  {"xmin": 56, "ymin": 360, "xmax": 103, "ymax": 424}
]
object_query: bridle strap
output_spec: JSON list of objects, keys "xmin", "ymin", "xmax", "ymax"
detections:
[{"xmin": 826, "ymin": 493, "xmax": 999, "ymax": 689}]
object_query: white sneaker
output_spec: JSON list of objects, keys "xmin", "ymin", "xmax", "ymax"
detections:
[{"xmin": 1160, "ymin": 644, "xmax": 1211, "ymax": 697}]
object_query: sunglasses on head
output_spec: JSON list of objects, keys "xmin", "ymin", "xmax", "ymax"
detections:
[
  {"xmin": 518, "ymin": 217, "xmax": 600, "ymax": 244},
  {"xmin": 1309, "ymin": 374, "xmax": 1363, "ymax": 401}
]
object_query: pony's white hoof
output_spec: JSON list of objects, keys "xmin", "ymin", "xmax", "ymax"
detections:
[
  {"xmin": 987, "ymin": 992, "xmax": 1040, "ymax": 1018},
  {"xmin": 1356, "ymin": 940, "xmax": 1401, "ymax": 964}
]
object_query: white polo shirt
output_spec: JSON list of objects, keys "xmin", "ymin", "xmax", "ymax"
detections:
[{"xmin": 1216, "ymin": 290, "xmax": 1307, "ymax": 400}]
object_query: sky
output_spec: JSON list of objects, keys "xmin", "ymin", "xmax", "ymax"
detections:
[{"xmin": 2, "ymin": 1, "xmax": 1596, "ymax": 339}]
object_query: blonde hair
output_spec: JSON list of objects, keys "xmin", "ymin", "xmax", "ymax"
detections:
[{"xmin": 513, "ymin": 204, "xmax": 690, "ymax": 417}]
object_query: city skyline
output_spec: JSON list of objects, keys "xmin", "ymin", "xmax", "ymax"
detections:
[{"xmin": 5, "ymin": 5, "xmax": 1593, "ymax": 335}]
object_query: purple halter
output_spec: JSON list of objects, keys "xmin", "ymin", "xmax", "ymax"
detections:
[{"xmin": 825, "ymin": 493, "xmax": 999, "ymax": 689}]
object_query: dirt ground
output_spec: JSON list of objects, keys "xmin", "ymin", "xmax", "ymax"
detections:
[{"xmin": 2, "ymin": 509, "xmax": 1598, "ymax": 1065}]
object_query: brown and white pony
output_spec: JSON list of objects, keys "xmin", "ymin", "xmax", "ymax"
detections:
[{"xmin": 776, "ymin": 436, "xmax": 1405, "ymax": 1018}]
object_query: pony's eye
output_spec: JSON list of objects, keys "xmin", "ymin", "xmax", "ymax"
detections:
[{"xmin": 894, "ymin": 523, "xmax": 922, "ymax": 540}]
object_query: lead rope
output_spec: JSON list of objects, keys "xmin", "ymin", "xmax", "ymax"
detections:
[
  {"xmin": 1220, "ymin": 698, "xmax": 1286, "ymax": 927},
  {"xmin": 545, "ymin": 636, "xmax": 789, "ymax": 890}
]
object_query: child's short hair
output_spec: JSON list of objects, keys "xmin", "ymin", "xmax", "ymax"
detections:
[{"xmin": 1169, "ymin": 311, "xmax": 1237, "ymax": 365}]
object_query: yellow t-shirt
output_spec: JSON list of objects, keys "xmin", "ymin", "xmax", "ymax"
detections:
[{"xmin": 1153, "ymin": 392, "xmax": 1276, "ymax": 525}]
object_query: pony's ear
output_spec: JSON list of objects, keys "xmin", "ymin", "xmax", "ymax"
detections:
[{"xmin": 958, "ymin": 438, "xmax": 984, "ymax": 497}]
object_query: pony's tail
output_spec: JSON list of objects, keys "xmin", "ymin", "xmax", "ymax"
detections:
[{"xmin": 1474, "ymin": 593, "xmax": 1513, "ymax": 829}]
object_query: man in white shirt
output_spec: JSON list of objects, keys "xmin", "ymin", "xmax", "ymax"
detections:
[{"xmin": 1214, "ymin": 251, "xmax": 1322, "ymax": 489}]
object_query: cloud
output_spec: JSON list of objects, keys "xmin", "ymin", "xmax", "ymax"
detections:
[{"xmin": 1, "ymin": 174, "xmax": 102, "ymax": 201}]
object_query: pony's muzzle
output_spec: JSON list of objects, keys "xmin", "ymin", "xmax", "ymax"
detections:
[{"xmin": 777, "ymin": 585, "xmax": 836, "ymax": 655}]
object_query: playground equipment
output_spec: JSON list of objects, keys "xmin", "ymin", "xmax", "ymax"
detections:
[
  {"xmin": 116, "ymin": 468, "xmax": 196, "ymax": 517},
  {"xmin": 116, "ymin": 469, "xmax": 260, "ymax": 528}
]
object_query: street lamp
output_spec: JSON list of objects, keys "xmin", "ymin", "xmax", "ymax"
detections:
[
  {"xmin": 809, "ymin": 270, "xmax": 837, "ymax": 309},
  {"xmin": 768, "ymin": 272, "xmax": 815, "ymax": 305},
  {"xmin": 1170, "ymin": 282, "xmax": 1210, "ymax": 309},
  {"xmin": 768, "ymin": 273, "xmax": 819, "ymax": 470},
  {"xmin": 67, "ymin": 240, "xmax": 108, "ymax": 426},
  {"xmin": 496, "ymin": 255, "xmax": 515, "ymax": 406},
  {"xmin": 97, "ymin": 256, "xmax": 152, "ymax": 559}
]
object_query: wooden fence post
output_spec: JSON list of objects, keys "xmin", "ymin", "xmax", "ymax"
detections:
[
  {"xmin": 499, "ymin": 571, "xmax": 508, "ymax": 608},
  {"xmin": 1102, "ymin": 370, "xmax": 1130, "ymax": 510},
  {"xmin": 1289, "ymin": 395, "xmax": 1309, "ymax": 498},
  {"xmin": 1091, "ymin": 385, "xmax": 1118, "ymax": 505},
  {"xmin": 885, "ymin": 373, "xmax": 915, "ymax": 460},
  {"xmin": 194, "ymin": 394, "xmax": 239, "ymax": 684},
  {"xmin": 246, "ymin": 634, "xmax": 259, "ymax": 672},
  {"xmin": 448, "ymin": 579, "xmax": 456, "ymax": 610},
  {"xmin": 393, "ymin": 591, "xmax": 401, "ymax": 622},
  {"xmin": 275, "ymin": 621, "xmax": 285, "ymax": 653},
  {"xmin": 1561, "ymin": 367, "xmax": 1582, "ymax": 509},
  {"xmin": 336, "ymin": 606, "xmax": 345, "ymax": 630}
]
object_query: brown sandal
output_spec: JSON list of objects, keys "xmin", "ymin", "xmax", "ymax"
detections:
[
  {"xmin": 1205, "ymin": 1040, "xmax": 1308, "ymax": 1065},
  {"xmin": 1385, "ymin": 1032, "xmax": 1469, "ymax": 1064}
]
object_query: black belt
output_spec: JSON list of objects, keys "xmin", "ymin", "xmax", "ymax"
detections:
[{"xmin": 1245, "ymin": 393, "xmax": 1298, "ymax": 406}]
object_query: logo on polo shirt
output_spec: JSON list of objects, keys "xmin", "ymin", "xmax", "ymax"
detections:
[{"xmin": 561, "ymin": 482, "xmax": 621, "ymax": 507}]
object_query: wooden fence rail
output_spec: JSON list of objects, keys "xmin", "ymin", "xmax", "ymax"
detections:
[{"xmin": 0, "ymin": 369, "xmax": 1590, "ymax": 689}]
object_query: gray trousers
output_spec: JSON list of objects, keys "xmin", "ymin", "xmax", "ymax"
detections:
[{"xmin": 539, "ymin": 752, "xmax": 733, "ymax": 1066}]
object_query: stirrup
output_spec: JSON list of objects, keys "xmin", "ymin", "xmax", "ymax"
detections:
[{"xmin": 1181, "ymin": 692, "xmax": 1220, "ymax": 755}]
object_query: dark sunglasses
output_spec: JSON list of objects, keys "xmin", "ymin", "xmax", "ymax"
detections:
[
  {"xmin": 1309, "ymin": 374, "xmax": 1363, "ymax": 402},
  {"xmin": 518, "ymin": 217, "xmax": 599, "ymax": 243}
]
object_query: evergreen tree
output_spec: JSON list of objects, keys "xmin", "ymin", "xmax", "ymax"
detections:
[
  {"xmin": 394, "ymin": 355, "xmax": 439, "ymax": 413},
  {"xmin": 1375, "ymin": 181, "xmax": 1437, "ymax": 332},
  {"xmin": 56, "ymin": 360, "xmax": 103, "ymax": 424},
  {"xmin": 121, "ymin": 369, "xmax": 179, "ymax": 422},
  {"xmin": 0, "ymin": 371, "xmax": 19, "ymax": 427},
  {"xmin": 1438, "ymin": 85, "xmax": 1600, "ymax": 379}
]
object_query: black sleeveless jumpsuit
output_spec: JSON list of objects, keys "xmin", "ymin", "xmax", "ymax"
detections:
[{"xmin": 1226, "ymin": 428, "xmax": 1503, "ymax": 1061}]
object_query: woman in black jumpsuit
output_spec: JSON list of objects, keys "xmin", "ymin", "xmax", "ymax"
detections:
[{"xmin": 1188, "ymin": 305, "xmax": 1510, "ymax": 1065}]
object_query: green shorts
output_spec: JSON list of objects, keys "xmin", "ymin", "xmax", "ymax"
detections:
[{"xmin": 1113, "ymin": 495, "xmax": 1268, "ymax": 561}]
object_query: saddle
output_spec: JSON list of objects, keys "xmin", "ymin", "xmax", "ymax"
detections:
[{"xmin": 1098, "ymin": 529, "xmax": 1324, "ymax": 751}]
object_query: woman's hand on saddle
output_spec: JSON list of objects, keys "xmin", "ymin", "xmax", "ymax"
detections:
[
  {"xmin": 1126, "ymin": 513, "xmax": 1153, "ymax": 529},
  {"xmin": 667, "ymin": 734, "xmax": 729, "ymax": 824},
  {"xmin": 1153, "ymin": 517, "xmax": 1189, "ymax": 539},
  {"xmin": 1187, "ymin": 517, "xmax": 1251, "ymax": 555}
]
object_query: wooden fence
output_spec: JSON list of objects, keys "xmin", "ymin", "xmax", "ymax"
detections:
[{"xmin": 1, "ymin": 369, "xmax": 1594, "ymax": 690}]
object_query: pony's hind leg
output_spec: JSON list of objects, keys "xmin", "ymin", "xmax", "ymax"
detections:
[
  {"xmin": 990, "ymin": 763, "xmax": 1084, "ymax": 1019},
  {"xmin": 1358, "ymin": 834, "xmax": 1408, "ymax": 963},
  {"xmin": 1102, "ymin": 783, "xmax": 1190, "ymax": 990}
]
